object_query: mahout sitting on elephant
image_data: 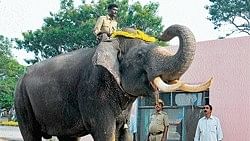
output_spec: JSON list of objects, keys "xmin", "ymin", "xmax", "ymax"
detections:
[{"xmin": 14, "ymin": 25, "xmax": 211, "ymax": 141}]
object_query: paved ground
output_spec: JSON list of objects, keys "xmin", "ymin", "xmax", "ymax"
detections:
[
  {"xmin": 0, "ymin": 126, "xmax": 22, "ymax": 141},
  {"xmin": 0, "ymin": 126, "xmax": 93, "ymax": 141}
]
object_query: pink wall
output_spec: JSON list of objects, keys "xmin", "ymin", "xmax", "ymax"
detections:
[{"xmin": 180, "ymin": 36, "xmax": 250, "ymax": 140}]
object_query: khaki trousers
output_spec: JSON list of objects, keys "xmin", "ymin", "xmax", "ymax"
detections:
[{"xmin": 149, "ymin": 133, "xmax": 163, "ymax": 141}]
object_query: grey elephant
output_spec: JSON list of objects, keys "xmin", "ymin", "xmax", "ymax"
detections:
[{"xmin": 14, "ymin": 25, "xmax": 211, "ymax": 141}]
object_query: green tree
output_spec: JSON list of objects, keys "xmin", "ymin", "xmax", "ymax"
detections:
[
  {"xmin": 15, "ymin": 0, "xmax": 164, "ymax": 64},
  {"xmin": 206, "ymin": 0, "xmax": 250, "ymax": 37},
  {"xmin": 0, "ymin": 35, "xmax": 25, "ymax": 109}
]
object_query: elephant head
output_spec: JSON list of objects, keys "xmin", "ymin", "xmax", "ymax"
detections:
[{"xmin": 93, "ymin": 24, "xmax": 212, "ymax": 97}]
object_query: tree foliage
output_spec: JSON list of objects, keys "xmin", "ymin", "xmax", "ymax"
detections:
[
  {"xmin": 206, "ymin": 0, "xmax": 250, "ymax": 37},
  {"xmin": 0, "ymin": 35, "xmax": 25, "ymax": 109},
  {"xmin": 15, "ymin": 0, "xmax": 164, "ymax": 64}
]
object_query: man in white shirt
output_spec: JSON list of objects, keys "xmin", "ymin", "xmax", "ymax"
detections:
[{"xmin": 194, "ymin": 104, "xmax": 223, "ymax": 141}]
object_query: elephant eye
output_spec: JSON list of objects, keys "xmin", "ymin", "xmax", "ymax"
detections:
[{"xmin": 137, "ymin": 51, "xmax": 143, "ymax": 57}]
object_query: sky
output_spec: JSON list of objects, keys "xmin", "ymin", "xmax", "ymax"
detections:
[{"xmin": 0, "ymin": 0, "xmax": 247, "ymax": 65}]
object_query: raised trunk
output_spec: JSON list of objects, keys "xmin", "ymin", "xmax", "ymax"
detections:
[{"xmin": 146, "ymin": 25, "xmax": 196, "ymax": 81}]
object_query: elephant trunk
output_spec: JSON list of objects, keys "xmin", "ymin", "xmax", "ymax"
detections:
[{"xmin": 146, "ymin": 24, "xmax": 196, "ymax": 81}]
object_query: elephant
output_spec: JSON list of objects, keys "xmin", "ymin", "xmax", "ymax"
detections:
[{"xmin": 14, "ymin": 24, "xmax": 211, "ymax": 141}]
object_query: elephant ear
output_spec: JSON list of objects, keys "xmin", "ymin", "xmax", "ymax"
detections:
[{"xmin": 92, "ymin": 41, "xmax": 121, "ymax": 87}]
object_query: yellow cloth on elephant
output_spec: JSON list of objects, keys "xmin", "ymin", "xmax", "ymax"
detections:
[{"xmin": 111, "ymin": 30, "xmax": 157, "ymax": 43}]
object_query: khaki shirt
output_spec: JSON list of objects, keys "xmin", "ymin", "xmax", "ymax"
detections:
[
  {"xmin": 93, "ymin": 15, "xmax": 117, "ymax": 36},
  {"xmin": 149, "ymin": 111, "xmax": 169, "ymax": 133}
]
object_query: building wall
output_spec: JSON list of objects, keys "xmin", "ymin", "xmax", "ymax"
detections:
[{"xmin": 180, "ymin": 36, "xmax": 250, "ymax": 140}]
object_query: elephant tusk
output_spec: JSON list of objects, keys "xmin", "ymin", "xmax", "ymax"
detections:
[
  {"xmin": 177, "ymin": 77, "xmax": 213, "ymax": 92},
  {"xmin": 153, "ymin": 77, "xmax": 183, "ymax": 92}
]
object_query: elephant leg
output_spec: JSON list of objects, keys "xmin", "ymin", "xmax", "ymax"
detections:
[
  {"xmin": 116, "ymin": 125, "xmax": 132, "ymax": 141},
  {"xmin": 15, "ymin": 87, "xmax": 42, "ymax": 141},
  {"xmin": 57, "ymin": 136, "xmax": 79, "ymax": 141},
  {"xmin": 18, "ymin": 123, "xmax": 42, "ymax": 141},
  {"xmin": 91, "ymin": 117, "xmax": 116, "ymax": 141},
  {"xmin": 120, "ymin": 128, "xmax": 133, "ymax": 141}
]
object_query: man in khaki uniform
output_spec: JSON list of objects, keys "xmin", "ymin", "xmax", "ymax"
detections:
[
  {"xmin": 148, "ymin": 99, "xmax": 169, "ymax": 141},
  {"xmin": 93, "ymin": 4, "xmax": 118, "ymax": 42}
]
